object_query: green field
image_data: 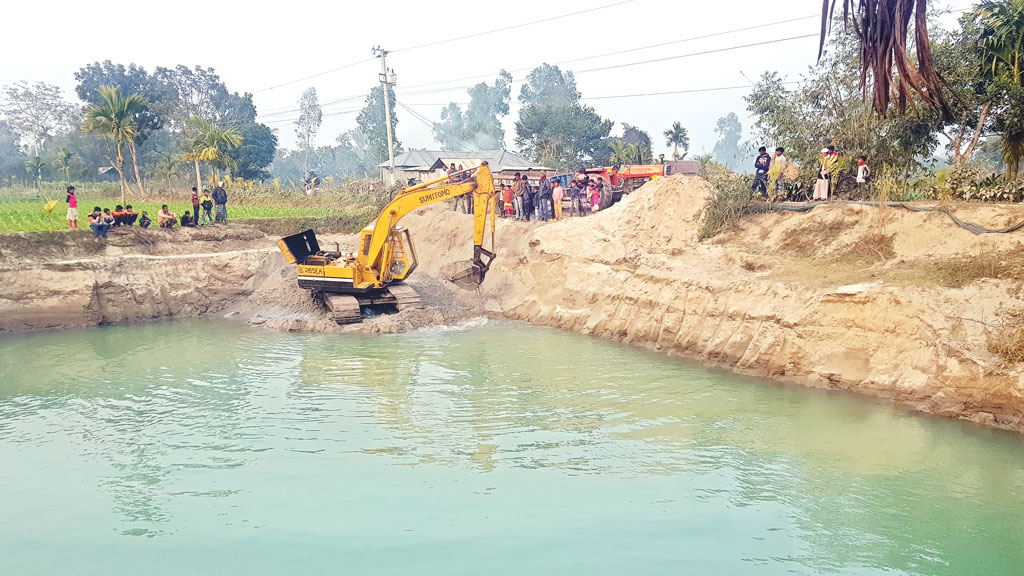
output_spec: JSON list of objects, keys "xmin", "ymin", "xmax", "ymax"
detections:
[
  {"xmin": 0, "ymin": 183, "xmax": 389, "ymax": 233},
  {"xmin": 0, "ymin": 200, "xmax": 364, "ymax": 233}
]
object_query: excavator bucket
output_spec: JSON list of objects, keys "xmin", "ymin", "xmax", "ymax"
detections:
[
  {"xmin": 442, "ymin": 246, "xmax": 495, "ymax": 291},
  {"xmin": 443, "ymin": 260, "xmax": 486, "ymax": 290}
]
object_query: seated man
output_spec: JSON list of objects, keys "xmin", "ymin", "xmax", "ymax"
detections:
[
  {"xmin": 157, "ymin": 205, "xmax": 177, "ymax": 228},
  {"xmin": 111, "ymin": 205, "xmax": 128, "ymax": 226},
  {"xmin": 123, "ymin": 205, "xmax": 139, "ymax": 226},
  {"xmin": 87, "ymin": 207, "xmax": 110, "ymax": 239},
  {"xmin": 180, "ymin": 211, "xmax": 196, "ymax": 227},
  {"xmin": 138, "ymin": 211, "xmax": 152, "ymax": 229}
]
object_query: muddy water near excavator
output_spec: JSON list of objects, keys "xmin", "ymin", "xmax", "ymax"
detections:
[{"xmin": 1, "ymin": 320, "xmax": 1022, "ymax": 575}]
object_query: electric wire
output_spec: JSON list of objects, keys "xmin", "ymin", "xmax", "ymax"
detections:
[
  {"xmin": 391, "ymin": 0, "xmax": 634, "ymax": 53},
  {"xmin": 253, "ymin": 57, "xmax": 375, "ymax": 94}
]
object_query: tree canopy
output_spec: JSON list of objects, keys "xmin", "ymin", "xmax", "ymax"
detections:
[
  {"xmin": 515, "ymin": 64, "xmax": 612, "ymax": 169},
  {"xmin": 356, "ymin": 85, "xmax": 402, "ymax": 167},
  {"xmin": 433, "ymin": 70, "xmax": 512, "ymax": 151}
]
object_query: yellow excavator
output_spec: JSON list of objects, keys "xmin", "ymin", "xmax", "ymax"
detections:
[{"xmin": 276, "ymin": 162, "xmax": 497, "ymax": 324}]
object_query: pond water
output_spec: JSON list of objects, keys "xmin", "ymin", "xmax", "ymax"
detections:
[{"xmin": 1, "ymin": 320, "xmax": 1022, "ymax": 575}]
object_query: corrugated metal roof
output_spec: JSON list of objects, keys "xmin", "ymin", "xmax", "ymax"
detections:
[{"xmin": 381, "ymin": 149, "xmax": 551, "ymax": 172}]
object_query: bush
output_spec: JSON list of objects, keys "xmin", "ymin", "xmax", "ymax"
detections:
[
  {"xmin": 701, "ymin": 173, "xmax": 753, "ymax": 239},
  {"xmin": 940, "ymin": 163, "xmax": 1024, "ymax": 203}
]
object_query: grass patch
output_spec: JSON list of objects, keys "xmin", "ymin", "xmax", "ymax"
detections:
[
  {"xmin": 925, "ymin": 252, "xmax": 1024, "ymax": 289},
  {"xmin": 988, "ymin": 327, "xmax": 1024, "ymax": 363},
  {"xmin": 841, "ymin": 231, "xmax": 896, "ymax": 262},
  {"xmin": 779, "ymin": 217, "xmax": 859, "ymax": 257},
  {"xmin": 237, "ymin": 211, "xmax": 375, "ymax": 236}
]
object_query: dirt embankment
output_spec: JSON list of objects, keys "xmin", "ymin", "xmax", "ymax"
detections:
[
  {"xmin": 0, "ymin": 227, "xmax": 276, "ymax": 332},
  {"xmin": 2, "ymin": 177, "xmax": 1023, "ymax": 432},
  {"xmin": 399, "ymin": 176, "xmax": 1024, "ymax": 432}
]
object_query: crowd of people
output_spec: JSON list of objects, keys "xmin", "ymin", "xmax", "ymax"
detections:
[
  {"xmin": 448, "ymin": 165, "xmax": 610, "ymax": 223},
  {"xmin": 65, "ymin": 183, "xmax": 231, "ymax": 241},
  {"xmin": 750, "ymin": 145, "xmax": 871, "ymax": 202}
]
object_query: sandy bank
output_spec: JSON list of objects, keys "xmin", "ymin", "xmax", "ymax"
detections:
[{"xmin": 398, "ymin": 176, "xmax": 1024, "ymax": 433}]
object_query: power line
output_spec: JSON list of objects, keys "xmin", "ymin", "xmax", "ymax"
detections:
[
  {"xmin": 580, "ymin": 81, "xmax": 800, "ymax": 101},
  {"xmin": 250, "ymin": 1, "xmax": 632, "ymax": 97},
  {"xmin": 253, "ymin": 57, "xmax": 375, "ymax": 94},
  {"xmin": 398, "ymin": 14, "xmax": 819, "ymax": 92},
  {"xmin": 560, "ymin": 15, "xmax": 819, "ymax": 66},
  {"xmin": 391, "ymin": 0, "xmax": 634, "ymax": 53},
  {"xmin": 383, "ymin": 33, "xmax": 816, "ymax": 103},
  {"xmin": 575, "ymin": 34, "xmax": 818, "ymax": 74}
]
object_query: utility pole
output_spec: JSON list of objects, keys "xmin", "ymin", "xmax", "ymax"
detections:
[{"xmin": 373, "ymin": 46, "xmax": 396, "ymax": 177}]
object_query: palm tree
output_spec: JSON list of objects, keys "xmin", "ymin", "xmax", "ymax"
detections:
[
  {"xmin": 608, "ymin": 139, "xmax": 630, "ymax": 166},
  {"xmin": 52, "ymin": 147, "xmax": 76, "ymax": 184},
  {"xmin": 182, "ymin": 117, "xmax": 243, "ymax": 191},
  {"xmin": 663, "ymin": 122, "xmax": 690, "ymax": 160},
  {"xmin": 977, "ymin": 0, "xmax": 1024, "ymax": 178},
  {"xmin": 153, "ymin": 155, "xmax": 180, "ymax": 194},
  {"xmin": 625, "ymin": 143, "xmax": 641, "ymax": 165},
  {"xmin": 81, "ymin": 85, "xmax": 149, "ymax": 205}
]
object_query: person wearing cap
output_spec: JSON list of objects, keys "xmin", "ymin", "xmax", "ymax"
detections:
[
  {"xmin": 751, "ymin": 146, "xmax": 771, "ymax": 199},
  {"xmin": 813, "ymin": 148, "xmax": 833, "ymax": 201},
  {"xmin": 770, "ymin": 147, "xmax": 789, "ymax": 198}
]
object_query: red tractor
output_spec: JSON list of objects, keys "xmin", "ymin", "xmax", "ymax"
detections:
[{"xmin": 576, "ymin": 165, "xmax": 668, "ymax": 208}]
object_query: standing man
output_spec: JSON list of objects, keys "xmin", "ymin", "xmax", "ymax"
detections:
[
  {"xmin": 200, "ymin": 189, "xmax": 214, "ymax": 225},
  {"xmin": 212, "ymin": 181, "xmax": 228, "ymax": 223},
  {"xmin": 751, "ymin": 146, "xmax": 771, "ymax": 199},
  {"xmin": 538, "ymin": 172, "xmax": 552, "ymax": 221},
  {"xmin": 190, "ymin": 187, "xmax": 201, "ymax": 222},
  {"xmin": 770, "ymin": 147, "xmax": 789, "ymax": 198}
]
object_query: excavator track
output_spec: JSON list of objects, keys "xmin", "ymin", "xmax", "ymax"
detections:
[
  {"xmin": 386, "ymin": 284, "xmax": 422, "ymax": 311},
  {"xmin": 323, "ymin": 294, "xmax": 362, "ymax": 324}
]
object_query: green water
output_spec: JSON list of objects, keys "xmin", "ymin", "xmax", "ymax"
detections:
[{"xmin": 1, "ymin": 321, "xmax": 1022, "ymax": 575}]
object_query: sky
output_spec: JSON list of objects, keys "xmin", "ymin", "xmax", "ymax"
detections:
[{"xmin": 1, "ymin": 0, "xmax": 966, "ymax": 159}]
